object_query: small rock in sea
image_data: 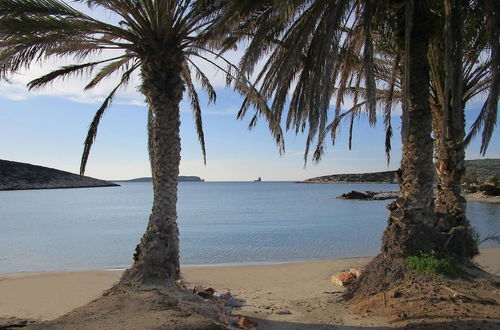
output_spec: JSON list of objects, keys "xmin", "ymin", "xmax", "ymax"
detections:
[
  {"xmin": 331, "ymin": 271, "xmax": 356, "ymax": 286},
  {"xmin": 337, "ymin": 190, "xmax": 370, "ymax": 200},
  {"xmin": 272, "ymin": 309, "xmax": 292, "ymax": 315}
]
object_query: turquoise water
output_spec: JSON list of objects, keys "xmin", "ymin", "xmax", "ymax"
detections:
[{"xmin": 0, "ymin": 182, "xmax": 499, "ymax": 273}]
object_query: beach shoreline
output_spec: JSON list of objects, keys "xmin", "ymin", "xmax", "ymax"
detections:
[{"xmin": 1, "ymin": 247, "xmax": 499, "ymax": 328}]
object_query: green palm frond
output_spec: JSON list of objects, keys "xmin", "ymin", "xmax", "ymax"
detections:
[
  {"xmin": 80, "ymin": 63, "xmax": 138, "ymax": 175},
  {"xmin": 27, "ymin": 57, "xmax": 124, "ymax": 90},
  {"xmin": 85, "ymin": 56, "xmax": 135, "ymax": 90},
  {"xmin": 181, "ymin": 60, "xmax": 207, "ymax": 164}
]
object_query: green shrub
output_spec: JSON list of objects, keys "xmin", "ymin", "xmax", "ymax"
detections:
[
  {"xmin": 479, "ymin": 184, "xmax": 500, "ymax": 196},
  {"xmin": 406, "ymin": 251, "xmax": 460, "ymax": 278}
]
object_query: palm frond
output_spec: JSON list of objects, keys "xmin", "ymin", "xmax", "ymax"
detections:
[
  {"xmin": 27, "ymin": 57, "xmax": 124, "ymax": 89},
  {"xmin": 181, "ymin": 60, "xmax": 207, "ymax": 164},
  {"xmin": 84, "ymin": 56, "xmax": 134, "ymax": 90},
  {"xmin": 80, "ymin": 64, "xmax": 136, "ymax": 175}
]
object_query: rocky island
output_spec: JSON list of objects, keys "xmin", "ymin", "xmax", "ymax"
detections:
[
  {"xmin": 119, "ymin": 176, "xmax": 204, "ymax": 182},
  {"xmin": 302, "ymin": 159, "xmax": 499, "ymax": 184},
  {"xmin": 0, "ymin": 159, "xmax": 119, "ymax": 191},
  {"xmin": 302, "ymin": 170, "xmax": 397, "ymax": 184}
]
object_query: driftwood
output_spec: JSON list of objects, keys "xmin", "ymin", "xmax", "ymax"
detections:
[{"xmin": 441, "ymin": 285, "xmax": 497, "ymax": 305}]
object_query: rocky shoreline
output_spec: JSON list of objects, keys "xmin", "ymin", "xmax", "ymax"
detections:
[
  {"xmin": 337, "ymin": 190, "xmax": 399, "ymax": 200},
  {"xmin": 302, "ymin": 170, "xmax": 397, "ymax": 184},
  {"xmin": 0, "ymin": 159, "xmax": 118, "ymax": 191}
]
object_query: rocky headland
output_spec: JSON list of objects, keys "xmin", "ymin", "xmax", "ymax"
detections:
[
  {"xmin": 303, "ymin": 170, "xmax": 398, "ymax": 184},
  {"xmin": 0, "ymin": 159, "xmax": 119, "ymax": 191}
]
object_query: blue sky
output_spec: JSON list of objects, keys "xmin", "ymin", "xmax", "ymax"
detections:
[
  {"xmin": 1, "ymin": 84, "xmax": 497, "ymax": 181},
  {"xmin": 0, "ymin": 4, "xmax": 498, "ymax": 181}
]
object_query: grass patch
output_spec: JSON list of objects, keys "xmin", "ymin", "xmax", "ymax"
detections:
[{"xmin": 406, "ymin": 251, "xmax": 460, "ymax": 278}]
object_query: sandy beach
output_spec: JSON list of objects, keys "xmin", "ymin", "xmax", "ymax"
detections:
[{"xmin": 1, "ymin": 247, "xmax": 499, "ymax": 329}]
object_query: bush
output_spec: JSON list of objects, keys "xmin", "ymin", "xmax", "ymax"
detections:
[
  {"xmin": 479, "ymin": 184, "xmax": 500, "ymax": 196},
  {"xmin": 406, "ymin": 251, "xmax": 460, "ymax": 278},
  {"xmin": 463, "ymin": 185, "xmax": 478, "ymax": 193}
]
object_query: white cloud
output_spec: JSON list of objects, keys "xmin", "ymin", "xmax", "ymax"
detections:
[{"xmin": 203, "ymin": 107, "xmax": 239, "ymax": 116}]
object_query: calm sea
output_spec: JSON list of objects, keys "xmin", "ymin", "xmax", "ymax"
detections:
[{"xmin": 1, "ymin": 182, "xmax": 499, "ymax": 274}]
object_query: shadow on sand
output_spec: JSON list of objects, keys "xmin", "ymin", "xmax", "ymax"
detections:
[{"xmin": 248, "ymin": 317, "xmax": 500, "ymax": 330}]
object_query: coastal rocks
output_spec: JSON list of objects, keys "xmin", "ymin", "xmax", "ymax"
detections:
[
  {"xmin": 338, "ymin": 190, "xmax": 371, "ymax": 199},
  {"xmin": 337, "ymin": 190, "xmax": 399, "ymax": 201},
  {"xmin": 0, "ymin": 159, "xmax": 119, "ymax": 191},
  {"xmin": 332, "ymin": 269, "xmax": 362, "ymax": 286}
]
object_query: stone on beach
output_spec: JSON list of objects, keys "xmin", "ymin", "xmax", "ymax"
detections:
[
  {"xmin": 272, "ymin": 308, "xmax": 292, "ymax": 315},
  {"xmin": 332, "ymin": 270, "xmax": 358, "ymax": 286}
]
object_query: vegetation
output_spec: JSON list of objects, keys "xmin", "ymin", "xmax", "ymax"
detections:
[
  {"xmin": 215, "ymin": 0, "xmax": 498, "ymax": 299},
  {"xmin": 0, "ymin": 0, "xmax": 497, "ymax": 299},
  {"xmin": 406, "ymin": 251, "xmax": 460, "ymax": 278},
  {"xmin": 464, "ymin": 159, "xmax": 500, "ymax": 183},
  {"xmin": 0, "ymin": 0, "xmax": 283, "ymax": 290}
]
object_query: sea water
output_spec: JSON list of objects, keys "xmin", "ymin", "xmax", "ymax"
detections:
[{"xmin": 0, "ymin": 182, "xmax": 499, "ymax": 273}]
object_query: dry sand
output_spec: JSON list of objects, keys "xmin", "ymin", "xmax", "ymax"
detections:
[{"xmin": 1, "ymin": 248, "xmax": 499, "ymax": 329}]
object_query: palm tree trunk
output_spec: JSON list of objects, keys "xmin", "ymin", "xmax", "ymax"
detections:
[
  {"xmin": 431, "ymin": 0, "xmax": 478, "ymax": 261},
  {"xmin": 381, "ymin": 2, "xmax": 438, "ymax": 258},
  {"xmin": 345, "ymin": 2, "xmax": 438, "ymax": 299},
  {"xmin": 119, "ymin": 54, "xmax": 184, "ymax": 289},
  {"xmin": 433, "ymin": 104, "xmax": 478, "ymax": 259}
]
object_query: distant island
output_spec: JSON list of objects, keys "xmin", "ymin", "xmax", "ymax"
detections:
[
  {"xmin": 302, "ymin": 159, "xmax": 500, "ymax": 184},
  {"xmin": 118, "ymin": 176, "xmax": 204, "ymax": 182},
  {"xmin": 303, "ymin": 170, "xmax": 397, "ymax": 184},
  {"xmin": 0, "ymin": 159, "xmax": 119, "ymax": 191}
]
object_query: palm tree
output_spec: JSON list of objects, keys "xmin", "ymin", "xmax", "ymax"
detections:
[
  {"xmin": 325, "ymin": 0, "xmax": 496, "ymax": 261},
  {"xmin": 217, "ymin": 0, "xmax": 497, "ymax": 297},
  {"xmin": 0, "ymin": 0, "xmax": 282, "ymax": 289},
  {"xmin": 428, "ymin": 0, "xmax": 496, "ymax": 260}
]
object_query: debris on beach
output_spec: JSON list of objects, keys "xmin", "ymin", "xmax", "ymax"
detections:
[
  {"xmin": 235, "ymin": 314, "xmax": 258, "ymax": 329},
  {"xmin": 332, "ymin": 269, "xmax": 362, "ymax": 286},
  {"xmin": 272, "ymin": 308, "xmax": 292, "ymax": 315},
  {"xmin": 183, "ymin": 283, "xmax": 256, "ymax": 329}
]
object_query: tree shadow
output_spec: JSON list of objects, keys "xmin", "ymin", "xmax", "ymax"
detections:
[{"xmin": 247, "ymin": 317, "xmax": 500, "ymax": 330}]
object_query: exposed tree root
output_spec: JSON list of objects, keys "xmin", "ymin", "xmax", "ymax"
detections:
[{"xmin": 343, "ymin": 254, "xmax": 408, "ymax": 301}]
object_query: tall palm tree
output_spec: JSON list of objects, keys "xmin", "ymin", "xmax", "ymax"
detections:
[
  {"xmin": 325, "ymin": 0, "xmax": 496, "ymax": 261},
  {"xmin": 0, "ymin": 0, "xmax": 282, "ymax": 289},
  {"xmin": 216, "ymin": 0, "xmax": 496, "ymax": 297},
  {"xmin": 428, "ymin": 0, "xmax": 496, "ymax": 260}
]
